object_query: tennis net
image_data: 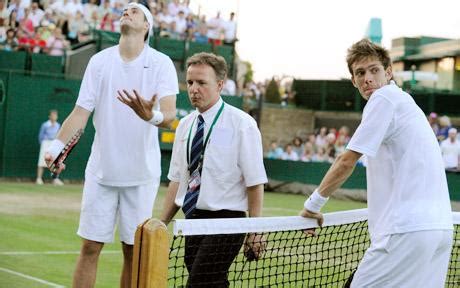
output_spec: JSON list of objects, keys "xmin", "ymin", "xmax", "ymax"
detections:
[{"xmin": 145, "ymin": 209, "xmax": 460, "ymax": 287}]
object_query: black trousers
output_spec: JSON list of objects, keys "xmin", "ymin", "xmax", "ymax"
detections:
[{"xmin": 184, "ymin": 209, "xmax": 246, "ymax": 288}]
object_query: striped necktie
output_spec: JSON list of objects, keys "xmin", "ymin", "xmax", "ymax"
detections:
[{"xmin": 182, "ymin": 115, "xmax": 204, "ymax": 218}]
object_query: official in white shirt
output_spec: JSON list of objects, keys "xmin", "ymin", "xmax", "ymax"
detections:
[
  {"xmin": 160, "ymin": 52, "xmax": 267, "ymax": 287},
  {"xmin": 300, "ymin": 39, "xmax": 453, "ymax": 288}
]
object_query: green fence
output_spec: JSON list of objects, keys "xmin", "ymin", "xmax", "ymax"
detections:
[{"xmin": 263, "ymin": 159, "xmax": 460, "ymax": 201}]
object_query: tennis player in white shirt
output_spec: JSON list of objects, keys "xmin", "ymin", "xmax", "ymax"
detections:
[
  {"xmin": 300, "ymin": 39, "xmax": 453, "ymax": 287},
  {"xmin": 45, "ymin": 3, "xmax": 178, "ymax": 287}
]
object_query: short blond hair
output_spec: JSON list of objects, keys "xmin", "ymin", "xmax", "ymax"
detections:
[
  {"xmin": 346, "ymin": 39, "xmax": 391, "ymax": 75},
  {"xmin": 186, "ymin": 52, "xmax": 228, "ymax": 81}
]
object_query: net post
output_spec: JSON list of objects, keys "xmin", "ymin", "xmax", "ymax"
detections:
[{"xmin": 131, "ymin": 218, "xmax": 169, "ymax": 288}]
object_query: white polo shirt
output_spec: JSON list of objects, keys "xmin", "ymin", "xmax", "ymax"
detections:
[
  {"xmin": 347, "ymin": 82, "xmax": 453, "ymax": 240},
  {"xmin": 77, "ymin": 44, "xmax": 179, "ymax": 186},
  {"xmin": 168, "ymin": 98, "xmax": 268, "ymax": 212}
]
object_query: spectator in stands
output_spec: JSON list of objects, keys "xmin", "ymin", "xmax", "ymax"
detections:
[
  {"xmin": 315, "ymin": 126, "xmax": 328, "ymax": 148},
  {"xmin": 337, "ymin": 125, "xmax": 351, "ymax": 144},
  {"xmin": 206, "ymin": 11, "xmax": 222, "ymax": 45},
  {"xmin": 222, "ymin": 77, "xmax": 236, "ymax": 96},
  {"xmin": 281, "ymin": 144, "xmax": 299, "ymax": 161},
  {"xmin": 157, "ymin": 4, "xmax": 173, "ymax": 27},
  {"xmin": 40, "ymin": 8, "xmax": 56, "ymax": 27},
  {"xmin": 266, "ymin": 140, "xmax": 283, "ymax": 159},
  {"xmin": 99, "ymin": 12, "xmax": 115, "ymax": 32},
  {"xmin": 46, "ymin": 26, "xmax": 69, "ymax": 56},
  {"xmin": 437, "ymin": 115, "xmax": 452, "ymax": 142},
  {"xmin": 301, "ymin": 142, "xmax": 314, "ymax": 162},
  {"xmin": 6, "ymin": 9, "xmax": 19, "ymax": 30},
  {"xmin": 0, "ymin": 0, "xmax": 8, "ymax": 23},
  {"xmin": 334, "ymin": 134, "xmax": 347, "ymax": 156},
  {"xmin": 83, "ymin": 0, "xmax": 99, "ymax": 22},
  {"xmin": 312, "ymin": 146, "xmax": 328, "ymax": 162},
  {"xmin": 428, "ymin": 112, "xmax": 439, "ymax": 135},
  {"xmin": 18, "ymin": 8, "xmax": 35, "ymax": 37},
  {"xmin": 0, "ymin": 28, "xmax": 18, "ymax": 51},
  {"xmin": 222, "ymin": 11, "xmax": 236, "ymax": 45},
  {"xmin": 167, "ymin": 0, "xmax": 180, "ymax": 16},
  {"xmin": 306, "ymin": 133, "xmax": 317, "ymax": 151},
  {"xmin": 36, "ymin": 110, "xmax": 63, "ymax": 185},
  {"xmin": 441, "ymin": 128, "xmax": 460, "ymax": 171},
  {"xmin": 97, "ymin": 0, "xmax": 111, "ymax": 19},
  {"xmin": 292, "ymin": 136, "xmax": 304, "ymax": 156},
  {"xmin": 193, "ymin": 23, "xmax": 207, "ymax": 43},
  {"xmin": 7, "ymin": 0, "xmax": 24, "ymax": 22},
  {"xmin": 29, "ymin": 2, "xmax": 44, "ymax": 28},
  {"xmin": 172, "ymin": 10, "xmax": 186, "ymax": 38},
  {"xmin": 30, "ymin": 30, "xmax": 46, "ymax": 53},
  {"xmin": 178, "ymin": 0, "xmax": 190, "ymax": 16}
]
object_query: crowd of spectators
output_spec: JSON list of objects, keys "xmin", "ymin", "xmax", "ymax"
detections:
[
  {"xmin": 266, "ymin": 125, "xmax": 354, "ymax": 164},
  {"xmin": 266, "ymin": 112, "xmax": 460, "ymax": 171},
  {"xmin": 0, "ymin": 0, "xmax": 238, "ymax": 54}
]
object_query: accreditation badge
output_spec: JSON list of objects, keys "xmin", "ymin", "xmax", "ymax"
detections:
[{"xmin": 188, "ymin": 168, "xmax": 201, "ymax": 191}]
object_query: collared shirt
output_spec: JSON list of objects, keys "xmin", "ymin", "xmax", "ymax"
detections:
[
  {"xmin": 168, "ymin": 98, "xmax": 267, "ymax": 212},
  {"xmin": 38, "ymin": 120, "xmax": 60, "ymax": 144},
  {"xmin": 347, "ymin": 82, "xmax": 453, "ymax": 240}
]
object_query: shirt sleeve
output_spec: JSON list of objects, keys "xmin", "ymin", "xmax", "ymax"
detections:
[
  {"xmin": 238, "ymin": 119, "xmax": 268, "ymax": 187},
  {"xmin": 76, "ymin": 57, "xmax": 98, "ymax": 112},
  {"xmin": 156, "ymin": 57, "xmax": 179, "ymax": 99},
  {"xmin": 347, "ymin": 95, "xmax": 395, "ymax": 157},
  {"xmin": 38, "ymin": 123, "xmax": 46, "ymax": 144},
  {"xmin": 168, "ymin": 119, "xmax": 186, "ymax": 182}
]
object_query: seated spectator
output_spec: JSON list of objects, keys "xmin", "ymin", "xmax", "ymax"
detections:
[
  {"xmin": 315, "ymin": 127, "xmax": 328, "ymax": 148},
  {"xmin": 222, "ymin": 78, "xmax": 236, "ymax": 96},
  {"xmin": 281, "ymin": 144, "xmax": 299, "ymax": 161},
  {"xmin": 99, "ymin": 12, "xmax": 115, "ymax": 32},
  {"xmin": 0, "ymin": 0, "xmax": 7, "ymax": 24},
  {"xmin": 306, "ymin": 133, "xmax": 317, "ymax": 151},
  {"xmin": 428, "ymin": 112, "xmax": 439, "ymax": 135},
  {"xmin": 266, "ymin": 141, "xmax": 283, "ymax": 159},
  {"xmin": 326, "ymin": 145, "xmax": 336, "ymax": 164},
  {"xmin": 0, "ymin": 28, "xmax": 18, "ymax": 51},
  {"xmin": 6, "ymin": 9, "xmax": 19, "ymax": 30},
  {"xmin": 40, "ymin": 8, "xmax": 57, "ymax": 27},
  {"xmin": 441, "ymin": 128, "xmax": 460, "ymax": 170},
  {"xmin": 292, "ymin": 136, "xmax": 304, "ymax": 156},
  {"xmin": 16, "ymin": 28, "xmax": 33, "ymax": 51},
  {"xmin": 301, "ymin": 142, "xmax": 314, "ymax": 162},
  {"xmin": 45, "ymin": 27, "xmax": 69, "ymax": 56},
  {"xmin": 83, "ymin": 0, "xmax": 99, "ymax": 23},
  {"xmin": 334, "ymin": 134, "xmax": 347, "ymax": 156},
  {"xmin": 172, "ymin": 10, "xmax": 186, "ymax": 38},
  {"xmin": 193, "ymin": 24, "xmax": 208, "ymax": 43},
  {"xmin": 29, "ymin": 2, "xmax": 44, "ymax": 28},
  {"xmin": 29, "ymin": 31, "xmax": 46, "ymax": 53},
  {"xmin": 437, "ymin": 115, "xmax": 452, "ymax": 142},
  {"xmin": 337, "ymin": 125, "xmax": 351, "ymax": 144},
  {"xmin": 312, "ymin": 147, "xmax": 328, "ymax": 162}
]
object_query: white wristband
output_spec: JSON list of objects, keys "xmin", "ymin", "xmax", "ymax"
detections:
[
  {"xmin": 304, "ymin": 189, "xmax": 329, "ymax": 213},
  {"xmin": 148, "ymin": 110, "xmax": 164, "ymax": 126},
  {"xmin": 47, "ymin": 139, "xmax": 65, "ymax": 160}
]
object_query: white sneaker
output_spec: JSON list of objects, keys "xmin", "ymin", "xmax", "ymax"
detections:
[
  {"xmin": 53, "ymin": 178, "xmax": 64, "ymax": 186},
  {"xmin": 36, "ymin": 178, "xmax": 44, "ymax": 185}
]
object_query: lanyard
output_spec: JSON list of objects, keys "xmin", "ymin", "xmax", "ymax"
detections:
[{"xmin": 186, "ymin": 101, "xmax": 225, "ymax": 166}]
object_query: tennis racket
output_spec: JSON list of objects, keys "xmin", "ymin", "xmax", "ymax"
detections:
[{"xmin": 50, "ymin": 129, "xmax": 84, "ymax": 177}]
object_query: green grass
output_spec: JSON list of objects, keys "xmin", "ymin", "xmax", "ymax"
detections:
[{"xmin": 0, "ymin": 182, "xmax": 367, "ymax": 287}]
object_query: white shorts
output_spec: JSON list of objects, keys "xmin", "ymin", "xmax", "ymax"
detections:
[
  {"xmin": 77, "ymin": 173, "xmax": 159, "ymax": 245},
  {"xmin": 37, "ymin": 140, "xmax": 52, "ymax": 167},
  {"xmin": 351, "ymin": 229, "xmax": 453, "ymax": 288}
]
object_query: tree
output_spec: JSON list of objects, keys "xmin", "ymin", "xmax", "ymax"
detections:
[{"xmin": 265, "ymin": 77, "xmax": 280, "ymax": 103}]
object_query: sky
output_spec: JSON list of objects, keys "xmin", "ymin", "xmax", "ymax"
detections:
[{"xmin": 191, "ymin": 0, "xmax": 460, "ymax": 81}]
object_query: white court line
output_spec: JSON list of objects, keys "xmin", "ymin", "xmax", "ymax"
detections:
[
  {"xmin": 0, "ymin": 267, "xmax": 65, "ymax": 288},
  {"xmin": 0, "ymin": 250, "xmax": 120, "ymax": 256}
]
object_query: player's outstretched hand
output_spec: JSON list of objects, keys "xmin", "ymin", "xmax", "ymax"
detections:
[
  {"xmin": 45, "ymin": 152, "xmax": 66, "ymax": 175},
  {"xmin": 299, "ymin": 209, "xmax": 324, "ymax": 236},
  {"xmin": 244, "ymin": 233, "xmax": 266, "ymax": 261},
  {"xmin": 117, "ymin": 89, "xmax": 157, "ymax": 122}
]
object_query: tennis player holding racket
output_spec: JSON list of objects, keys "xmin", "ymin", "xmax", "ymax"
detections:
[
  {"xmin": 45, "ymin": 3, "xmax": 178, "ymax": 287},
  {"xmin": 300, "ymin": 39, "xmax": 453, "ymax": 287}
]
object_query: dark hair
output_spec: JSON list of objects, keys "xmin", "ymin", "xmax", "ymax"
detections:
[
  {"xmin": 346, "ymin": 39, "xmax": 391, "ymax": 75},
  {"xmin": 186, "ymin": 52, "xmax": 228, "ymax": 81}
]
